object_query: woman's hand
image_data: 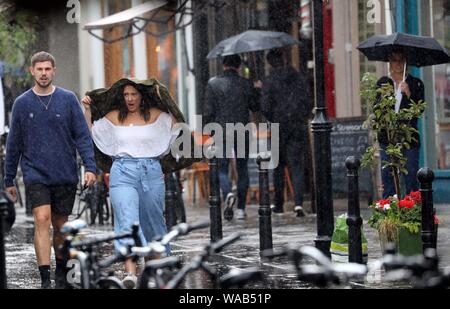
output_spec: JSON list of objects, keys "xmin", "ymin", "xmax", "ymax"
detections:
[{"xmin": 81, "ymin": 96, "xmax": 92, "ymax": 108}]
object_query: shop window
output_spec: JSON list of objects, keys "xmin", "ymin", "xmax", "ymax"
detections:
[
  {"xmin": 102, "ymin": 0, "xmax": 134, "ymax": 87},
  {"xmin": 146, "ymin": 21, "xmax": 178, "ymax": 101},
  {"xmin": 433, "ymin": 0, "xmax": 450, "ymax": 169}
]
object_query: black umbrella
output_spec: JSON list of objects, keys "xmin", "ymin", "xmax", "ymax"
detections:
[
  {"xmin": 357, "ymin": 32, "xmax": 450, "ymax": 67},
  {"xmin": 207, "ymin": 30, "xmax": 299, "ymax": 59}
]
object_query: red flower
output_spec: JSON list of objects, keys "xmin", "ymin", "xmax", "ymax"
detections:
[
  {"xmin": 378, "ymin": 199, "xmax": 390, "ymax": 206},
  {"xmin": 409, "ymin": 191, "xmax": 422, "ymax": 204},
  {"xmin": 398, "ymin": 199, "xmax": 415, "ymax": 209},
  {"xmin": 434, "ymin": 215, "xmax": 439, "ymax": 225}
]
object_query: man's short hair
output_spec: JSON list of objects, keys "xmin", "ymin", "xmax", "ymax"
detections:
[
  {"xmin": 222, "ymin": 55, "xmax": 242, "ymax": 68},
  {"xmin": 31, "ymin": 51, "xmax": 55, "ymax": 67},
  {"xmin": 266, "ymin": 49, "xmax": 285, "ymax": 68}
]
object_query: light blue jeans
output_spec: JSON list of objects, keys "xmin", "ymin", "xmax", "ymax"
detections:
[{"xmin": 109, "ymin": 157, "xmax": 170, "ymax": 255}]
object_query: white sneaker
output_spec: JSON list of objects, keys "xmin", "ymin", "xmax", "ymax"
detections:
[
  {"xmin": 224, "ymin": 193, "xmax": 236, "ymax": 221},
  {"xmin": 122, "ymin": 273, "xmax": 137, "ymax": 289},
  {"xmin": 235, "ymin": 209, "xmax": 246, "ymax": 220},
  {"xmin": 294, "ymin": 205, "xmax": 306, "ymax": 217}
]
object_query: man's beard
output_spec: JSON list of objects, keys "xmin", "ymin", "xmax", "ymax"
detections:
[{"xmin": 35, "ymin": 77, "xmax": 53, "ymax": 88}]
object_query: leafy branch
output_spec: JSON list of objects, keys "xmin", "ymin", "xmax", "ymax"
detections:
[
  {"xmin": 360, "ymin": 72, "xmax": 427, "ymax": 197},
  {"xmin": 0, "ymin": 6, "xmax": 39, "ymax": 86}
]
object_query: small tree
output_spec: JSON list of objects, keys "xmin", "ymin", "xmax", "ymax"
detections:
[
  {"xmin": 0, "ymin": 6, "xmax": 38, "ymax": 87},
  {"xmin": 360, "ymin": 72, "xmax": 426, "ymax": 198}
]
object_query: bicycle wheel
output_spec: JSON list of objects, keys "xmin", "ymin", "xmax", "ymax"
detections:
[
  {"xmin": 97, "ymin": 277, "xmax": 125, "ymax": 289},
  {"xmin": 102, "ymin": 195, "xmax": 111, "ymax": 223},
  {"xmin": 173, "ymin": 174, "xmax": 186, "ymax": 223},
  {"xmin": 13, "ymin": 179, "xmax": 24, "ymax": 208},
  {"xmin": 85, "ymin": 187, "xmax": 99, "ymax": 225}
]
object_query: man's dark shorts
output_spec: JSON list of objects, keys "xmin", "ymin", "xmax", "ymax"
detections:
[{"xmin": 26, "ymin": 183, "xmax": 77, "ymax": 216}]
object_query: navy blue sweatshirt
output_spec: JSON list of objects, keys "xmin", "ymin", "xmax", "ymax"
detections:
[{"xmin": 4, "ymin": 87, "xmax": 96, "ymax": 187}]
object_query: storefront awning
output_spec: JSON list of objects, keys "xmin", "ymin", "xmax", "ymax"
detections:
[
  {"xmin": 84, "ymin": 0, "xmax": 168, "ymax": 30},
  {"xmin": 83, "ymin": 0, "xmax": 196, "ymax": 44}
]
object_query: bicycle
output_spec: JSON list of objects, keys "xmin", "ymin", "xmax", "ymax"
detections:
[
  {"xmin": 366, "ymin": 247, "xmax": 450, "ymax": 289},
  {"xmin": 60, "ymin": 219, "xmax": 142, "ymax": 289},
  {"xmin": 74, "ymin": 160, "xmax": 111, "ymax": 225},
  {"xmin": 263, "ymin": 244, "xmax": 368, "ymax": 288},
  {"xmin": 161, "ymin": 232, "xmax": 265, "ymax": 289}
]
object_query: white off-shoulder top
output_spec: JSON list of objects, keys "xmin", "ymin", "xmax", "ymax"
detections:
[{"xmin": 92, "ymin": 112, "xmax": 178, "ymax": 158}]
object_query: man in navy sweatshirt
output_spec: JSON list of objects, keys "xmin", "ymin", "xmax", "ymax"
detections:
[{"xmin": 3, "ymin": 51, "xmax": 96, "ymax": 288}]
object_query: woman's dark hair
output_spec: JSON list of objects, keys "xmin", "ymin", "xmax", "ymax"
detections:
[{"xmin": 117, "ymin": 83, "xmax": 152, "ymax": 123}]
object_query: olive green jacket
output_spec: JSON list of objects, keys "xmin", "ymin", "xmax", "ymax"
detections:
[{"xmin": 86, "ymin": 78, "xmax": 201, "ymax": 174}]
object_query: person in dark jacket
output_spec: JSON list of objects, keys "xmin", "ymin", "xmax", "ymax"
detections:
[
  {"xmin": 376, "ymin": 51, "xmax": 425, "ymax": 198},
  {"xmin": 204, "ymin": 55, "xmax": 260, "ymax": 220},
  {"xmin": 260, "ymin": 49, "xmax": 312, "ymax": 216}
]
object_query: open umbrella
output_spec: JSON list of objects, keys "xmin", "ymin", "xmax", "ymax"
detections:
[
  {"xmin": 357, "ymin": 32, "xmax": 450, "ymax": 67},
  {"xmin": 207, "ymin": 30, "xmax": 299, "ymax": 59}
]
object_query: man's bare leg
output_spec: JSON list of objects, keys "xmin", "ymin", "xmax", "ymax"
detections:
[
  {"xmin": 33, "ymin": 205, "xmax": 52, "ymax": 288},
  {"xmin": 33, "ymin": 205, "xmax": 52, "ymax": 266}
]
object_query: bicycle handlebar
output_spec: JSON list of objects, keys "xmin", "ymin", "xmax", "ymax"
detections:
[
  {"xmin": 61, "ymin": 219, "xmax": 87, "ymax": 235},
  {"xmin": 71, "ymin": 223, "xmax": 140, "ymax": 248},
  {"xmin": 210, "ymin": 232, "xmax": 242, "ymax": 254},
  {"xmin": 161, "ymin": 221, "xmax": 210, "ymax": 246},
  {"xmin": 164, "ymin": 232, "xmax": 242, "ymax": 289},
  {"xmin": 133, "ymin": 221, "xmax": 210, "ymax": 258}
]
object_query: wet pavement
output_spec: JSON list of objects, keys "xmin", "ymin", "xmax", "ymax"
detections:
[{"xmin": 4, "ymin": 199, "xmax": 450, "ymax": 289}]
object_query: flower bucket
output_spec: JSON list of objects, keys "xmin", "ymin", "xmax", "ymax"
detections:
[
  {"xmin": 379, "ymin": 228, "xmax": 421, "ymax": 256},
  {"xmin": 397, "ymin": 228, "xmax": 422, "ymax": 256},
  {"xmin": 379, "ymin": 225, "xmax": 439, "ymax": 256}
]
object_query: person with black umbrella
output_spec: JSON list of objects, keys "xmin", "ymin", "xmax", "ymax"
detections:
[
  {"xmin": 203, "ymin": 55, "xmax": 260, "ymax": 220},
  {"xmin": 376, "ymin": 49, "xmax": 424, "ymax": 198},
  {"xmin": 358, "ymin": 32, "xmax": 450, "ymax": 198}
]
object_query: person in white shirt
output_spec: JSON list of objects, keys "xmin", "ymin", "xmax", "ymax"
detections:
[{"xmin": 82, "ymin": 82, "xmax": 178, "ymax": 288}]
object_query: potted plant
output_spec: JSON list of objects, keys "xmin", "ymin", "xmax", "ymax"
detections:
[{"xmin": 368, "ymin": 191, "xmax": 439, "ymax": 255}]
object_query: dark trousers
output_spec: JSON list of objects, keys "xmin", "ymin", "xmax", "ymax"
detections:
[
  {"xmin": 219, "ymin": 157, "xmax": 249, "ymax": 210},
  {"xmin": 273, "ymin": 127, "xmax": 306, "ymax": 210},
  {"xmin": 218, "ymin": 133, "xmax": 250, "ymax": 210},
  {"xmin": 380, "ymin": 145, "xmax": 420, "ymax": 198}
]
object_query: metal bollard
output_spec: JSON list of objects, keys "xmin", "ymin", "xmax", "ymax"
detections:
[
  {"xmin": 207, "ymin": 145, "xmax": 222, "ymax": 242},
  {"xmin": 0, "ymin": 191, "xmax": 14, "ymax": 289},
  {"xmin": 164, "ymin": 173, "xmax": 176, "ymax": 230},
  {"xmin": 345, "ymin": 157, "xmax": 364, "ymax": 264},
  {"xmin": 257, "ymin": 152, "xmax": 272, "ymax": 253},
  {"xmin": 417, "ymin": 168, "xmax": 437, "ymax": 252}
]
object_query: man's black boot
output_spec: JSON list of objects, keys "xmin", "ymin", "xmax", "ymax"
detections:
[{"xmin": 39, "ymin": 265, "xmax": 52, "ymax": 289}]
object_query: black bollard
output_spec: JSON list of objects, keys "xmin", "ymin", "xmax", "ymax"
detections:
[
  {"xmin": 207, "ymin": 145, "xmax": 222, "ymax": 242},
  {"xmin": 257, "ymin": 152, "xmax": 272, "ymax": 253},
  {"xmin": 345, "ymin": 157, "xmax": 363, "ymax": 264},
  {"xmin": 164, "ymin": 173, "xmax": 177, "ymax": 230},
  {"xmin": 0, "ymin": 191, "xmax": 14, "ymax": 289},
  {"xmin": 417, "ymin": 168, "xmax": 437, "ymax": 252},
  {"xmin": 0, "ymin": 198, "xmax": 6, "ymax": 289}
]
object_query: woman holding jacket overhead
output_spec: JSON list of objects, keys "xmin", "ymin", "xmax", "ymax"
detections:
[{"xmin": 82, "ymin": 79, "xmax": 179, "ymax": 288}]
